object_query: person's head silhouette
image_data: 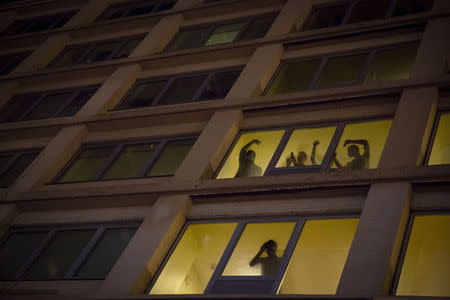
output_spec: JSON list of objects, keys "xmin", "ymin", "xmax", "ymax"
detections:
[
  {"xmin": 246, "ymin": 150, "xmax": 256, "ymax": 162},
  {"xmin": 263, "ymin": 240, "xmax": 277, "ymax": 257},
  {"xmin": 347, "ymin": 144, "xmax": 360, "ymax": 158},
  {"xmin": 297, "ymin": 151, "xmax": 307, "ymax": 165}
]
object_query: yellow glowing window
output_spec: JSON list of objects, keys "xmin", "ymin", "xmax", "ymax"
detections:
[
  {"xmin": 278, "ymin": 218, "xmax": 358, "ymax": 294},
  {"xmin": 428, "ymin": 113, "xmax": 450, "ymax": 165},
  {"xmin": 276, "ymin": 126, "xmax": 336, "ymax": 168},
  {"xmin": 331, "ymin": 119, "xmax": 392, "ymax": 170},
  {"xmin": 222, "ymin": 222, "xmax": 296, "ymax": 277},
  {"xmin": 149, "ymin": 223, "xmax": 237, "ymax": 295},
  {"xmin": 216, "ymin": 130, "xmax": 284, "ymax": 179},
  {"xmin": 396, "ymin": 214, "xmax": 450, "ymax": 297}
]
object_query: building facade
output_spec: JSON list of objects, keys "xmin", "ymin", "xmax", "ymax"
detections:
[{"xmin": 0, "ymin": 0, "xmax": 449, "ymax": 299}]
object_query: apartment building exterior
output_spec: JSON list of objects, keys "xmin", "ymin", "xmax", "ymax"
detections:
[{"xmin": 0, "ymin": 0, "xmax": 449, "ymax": 299}]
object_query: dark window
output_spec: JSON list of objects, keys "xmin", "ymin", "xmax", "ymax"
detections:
[
  {"xmin": 167, "ymin": 14, "xmax": 277, "ymax": 51},
  {"xmin": 47, "ymin": 35, "xmax": 144, "ymax": 68},
  {"xmin": 0, "ymin": 150, "xmax": 40, "ymax": 188},
  {"xmin": 0, "ymin": 223, "xmax": 138, "ymax": 280},
  {"xmin": 97, "ymin": 0, "xmax": 176, "ymax": 21},
  {"xmin": 347, "ymin": 0, "xmax": 392, "ymax": 23},
  {"xmin": 116, "ymin": 68, "xmax": 242, "ymax": 110},
  {"xmin": 0, "ymin": 86, "xmax": 98, "ymax": 123},
  {"xmin": 302, "ymin": 4, "xmax": 349, "ymax": 31},
  {"xmin": 2, "ymin": 11, "xmax": 76, "ymax": 36},
  {"xmin": 55, "ymin": 137, "xmax": 196, "ymax": 183},
  {"xmin": 0, "ymin": 52, "xmax": 29, "ymax": 75},
  {"xmin": 392, "ymin": 0, "xmax": 434, "ymax": 17}
]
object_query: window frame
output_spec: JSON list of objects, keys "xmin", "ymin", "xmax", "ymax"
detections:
[
  {"xmin": 390, "ymin": 211, "xmax": 450, "ymax": 295},
  {"xmin": 147, "ymin": 215, "xmax": 358, "ymax": 295},
  {"xmin": 2, "ymin": 11, "xmax": 76, "ymax": 36},
  {"xmin": 214, "ymin": 116, "xmax": 392, "ymax": 179},
  {"xmin": 166, "ymin": 13, "xmax": 278, "ymax": 51},
  {"xmin": 264, "ymin": 42, "xmax": 419, "ymax": 95},
  {"xmin": 97, "ymin": 0, "xmax": 176, "ymax": 21},
  {"xmin": 424, "ymin": 110, "xmax": 450, "ymax": 166},
  {"xmin": 0, "ymin": 149, "xmax": 41, "ymax": 188},
  {"xmin": 0, "ymin": 222, "xmax": 140, "ymax": 281},
  {"xmin": 52, "ymin": 135, "xmax": 197, "ymax": 184},
  {"xmin": 115, "ymin": 66, "xmax": 243, "ymax": 110},
  {"xmin": 1, "ymin": 85, "xmax": 99, "ymax": 123}
]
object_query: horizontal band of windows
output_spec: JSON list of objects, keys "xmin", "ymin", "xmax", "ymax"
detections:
[
  {"xmin": 115, "ymin": 67, "xmax": 242, "ymax": 110},
  {"xmin": 216, "ymin": 118, "xmax": 392, "ymax": 179},
  {"xmin": 166, "ymin": 13, "xmax": 277, "ymax": 52},
  {"xmin": 53, "ymin": 137, "xmax": 197, "ymax": 184},
  {"xmin": 0, "ymin": 222, "xmax": 139, "ymax": 281},
  {"xmin": 46, "ymin": 34, "xmax": 145, "ymax": 69},
  {"xmin": 149, "ymin": 216, "xmax": 359, "ymax": 295},
  {"xmin": 0, "ymin": 149, "xmax": 40, "ymax": 188},
  {"xmin": 265, "ymin": 43, "xmax": 419, "ymax": 96},
  {"xmin": 97, "ymin": 0, "xmax": 176, "ymax": 22},
  {"xmin": 302, "ymin": 0, "xmax": 434, "ymax": 32},
  {"xmin": 0, "ymin": 86, "xmax": 99, "ymax": 123}
]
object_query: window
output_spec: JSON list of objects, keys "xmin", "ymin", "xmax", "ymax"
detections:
[
  {"xmin": 0, "ymin": 86, "xmax": 98, "ymax": 123},
  {"xmin": 47, "ymin": 35, "xmax": 144, "ymax": 68},
  {"xmin": 116, "ymin": 68, "xmax": 242, "ymax": 110},
  {"xmin": 266, "ymin": 44, "xmax": 418, "ymax": 95},
  {"xmin": 302, "ymin": 0, "xmax": 434, "ymax": 31},
  {"xmin": 0, "ymin": 52, "xmax": 29, "ymax": 75},
  {"xmin": 427, "ymin": 113, "xmax": 450, "ymax": 165},
  {"xmin": 395, "ymin": 214, "xmax": 450, "ymax": 296},
  {"xmin": 216, "ymin": 119, "xmax": 392, "ymax": 179},
  {"xmin": 97, "ymin": 0, "xmax": 176, "ymax": 21},
  {"xmin": 149, "ymin": 217, "xmax": 358, "ymax": 295},
  {"xmin": 167, "ymin": 14, "xmax": 277, "ymax": 51},
  {"xmin": 0, "ymin": 150, "xmax": 40, "ymax": 188},
  {"xmin": 2, "ymin": 11, "xmax": 76, "ymax": 36},
  {"xmin": 55, "ymin": 137, "xmax": 196, "ymax": 183},
  {"xmin": 0, "ymin": 223, "xmax": 138, "ymax": 280}
]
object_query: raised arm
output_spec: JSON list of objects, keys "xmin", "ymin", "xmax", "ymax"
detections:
[
  {"xmin": 311, "ymin": 140, "xmax": 319, "ymax": 165},
  {"xmin": 240, "ymin": 139, "xmax": 261, "ymax": 159},
  {"xmin": 344, "ymin": 139, "xmax": 370, "ymax": 157},
  {"xmin": 332, "ymin": 153, "xmax": 343, "ymax": 168},
  {"xmin": 286, "ymin": 152, "xmax": 298, "ymax": 167},
  {"xmin": 249, "ymin": 247, "xmax": 265, "ymax": 266}
]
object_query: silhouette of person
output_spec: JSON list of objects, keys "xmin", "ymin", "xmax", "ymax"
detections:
[
  {"xmin": 235, "ymin": 139, "xmax": 262, "ymax": 178},
  {"xmin": 249, "ymin": 240, "xmax": 280, "ymax": 277},
  {"xmin": 286, "ymin": 140, "xmax": 320, "ymax": 167},
  {"xmin": 333, "ymin": 139, "xmax": 370, "ymax": 170}
]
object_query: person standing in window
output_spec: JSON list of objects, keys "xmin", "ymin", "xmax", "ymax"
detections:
[
  {"xmin": 235, "ymin": 139, "xmax": 262, "ymax": 177},
  {"xmin": 249, "ymin": 240, "xmax": 280, "ymax": 277},
  {"xmin": 333, "ymin": 139, "xmax": 370, "ymax": 170},
  {"xmin": 286, "ymin": 140, "xmax": 320, "ymax": 167}
]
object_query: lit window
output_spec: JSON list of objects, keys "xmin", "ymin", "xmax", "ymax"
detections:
[
  {"xmin": 149, "ymin": 217, "xmax": 358, "ymax": 295},
  {"xmin": 428, "ymin": 113, "xmax": 450, "ymax": 165},
  {"xmin": 0, "ymin": 223, "xmax": 137, "ymax": 280},
  {"xmin": 55, "ymin": 137, "xmax": 196, "ymax": 183},
  {"xmin": 331, "ymin": 119, "xmax": 392, "ymax": 170},
  {"xmin": 0, "ymin": 150, "xmax": 40, "ymax": 188},
  {"xmin": 0, "ymin": 52, "xmax": 29, "ymax": 75},
  {"xmin": 205, "ymin": 23, "xmax": 246, "ymax": 46},
  {"xmin": 215, "ymin": 130, "xmax": 285, "ymax": 179},
  {"xmin": 396, "ymin": 214, "xmax": 450, "ymax": 296}
]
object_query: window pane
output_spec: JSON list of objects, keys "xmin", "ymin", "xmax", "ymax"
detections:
[
  {"xmin": 75, "ymin": 228, "xmax": 136, "ymax": 279},
  {"xmin": 119, "ymin": 80, "xmax": 167, "ymax": 109},
  {"xmin": 223, "ymin": 222, "xmax": 295, "ymax": 276},
  {"xmin": 303, "ymin": 5, "xmax": 348, "ymax": 31},
  {"xmin": 25, "ymin": 230, "xmax": 96, "ymax": 280},
  {"xmin": 0, "ymin": 54, "xmax": 27, "ymax": 75},
  {"xmin": 317, "ymin": 54, "xmax": 367, "ymax": 88},
  {"xmin": 146, "ymin": 139, "xmax": 195, "ymax": 177},
  {"xmin": 98, "ymin": 6, "xmax": 127, "ymax": 21},
  {"xmin": 240, "ymin": 15, "xmax": 275, "ymax": 41},
  {"xmin": 197, "ymin": 70, "xmax": 241, "ymax": 100},
  {"xmin": 331, "ymin": 119, "xmax": 392, "ymax": 170},
  {"xmin": 276, "ymin": 126, "xmax": 336, "ymax": 168},
  {"xmin": 278, "ymin": 218, "xmax": 358, "ymax": 294},
  {"xmin": 22, "ymin": 92, "xmax": 73, "ymax": 121},
  {"xmin": 102, "ymin": 143, "xmax": 158, "ymax": 180},
  {"xmin": 0, "ymin": 152, "xmax": 39, "ymax": 188},
  {"xmin": 216, "ymin": 130, "xmax": 284, "ymax": 179},
  {"xmin": 365, "ymin": 45, "xmax": 418, "ymax": 82},
  {"xmin": 113, "ymin": 37, "xmax": 142, "ymax": 59},
  {"xmin": 0, "ymin": 154, "xmax": 13, "ymax": 171},
  {"xmin": 396, "ymin": 214, "xmax": 450, "ymax": 296},
  {"xmin": 205, "ymin": 22, "xmax": 245, "ymax": 46},
  {"xmin": 26, "ymin": 18, "xmax": 55, "ymax": 33},
  {"xmin": 428, "ymin": 113, "xmax": 450, "ymax": 165},
  {"xmin": 0, "ymin": 232, "xmax": 47, "ymax": 280},
  {"xmin": 81, "ymin": 42, "xmax": 122, "ymax": 63},
  {"xmin": 393, "ymin": 0, "xmax": 434, "ymax": 17},
  {"xmin": 168, "ymin": 28, "xmax": 211, "ymax": 51},
  {"xmin": 348, "ymin": 0, "xmax": 391, "ymax": 23},
  {"xmin": 157, "ymin": 0, "xmax": 176, "ymax": 11},
  {"xmin": 158, "ymin": 75, "xmax": 207, "ymax": 105},
  {"xmin": 0, "ymin": 95, "xmax": 37, "ymax": 123},
  {"xmin": 58, "ymin": 88, "xmax": 97, "ymax": 117},
  {"xmin": 3, "ymin": 20, "xmax": 29, "ymax": 35},
  {"xmin": 127, "ymin": 3, "xmax": 156, "ymax": 16},
  {"xmin": 49, "ymin": 47, "xmax": 89, "ymax": 68},
  {"xmin": 150, "ymin": 223, "xmax": 237, "ymax": 294},
  {"xmin": 58, "ymin": 147, "xmax": 115, "ymax": 183},
  {"xmin": 266, "ymin": 59, "xmax": 322, "ymax": 95}
]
